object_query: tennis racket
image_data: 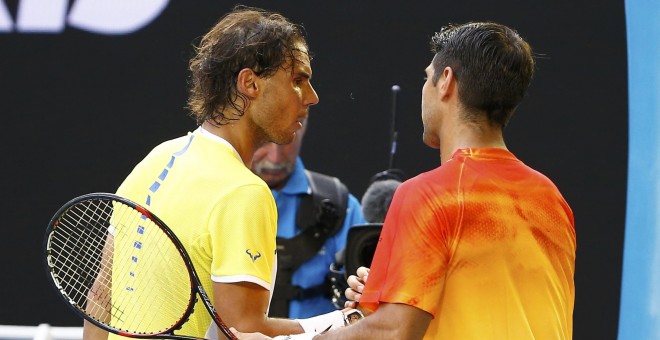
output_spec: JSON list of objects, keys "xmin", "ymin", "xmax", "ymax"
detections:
[{"xmin": 43, "ymin": 192, "xmax": 237, "ymax": 340}]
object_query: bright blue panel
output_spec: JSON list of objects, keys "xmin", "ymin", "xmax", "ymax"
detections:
[{"xmin": 620, "ymin": 0, "xmax": 660, "ymax": 339}]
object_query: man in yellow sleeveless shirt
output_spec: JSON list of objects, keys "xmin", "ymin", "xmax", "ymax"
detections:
[{"xmin": 84, "ymin": 6, "xmax": 363, "ymax": 340}]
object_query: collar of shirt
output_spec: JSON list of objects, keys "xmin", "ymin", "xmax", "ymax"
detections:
[
  {"xmin": 195, "ymin": 126, "xmax": 243, "ymax": 165},
  {"xmin": 450, "ymin": 147, "xmax": 518, "ymax": 162}
]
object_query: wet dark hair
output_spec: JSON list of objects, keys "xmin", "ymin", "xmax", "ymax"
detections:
[
  {"xmin": 430, "ymin": 22, "xmax": 535, "ymax": 128},
  {"xmin": 187, "ymin": 5, "xmax": 307, "ymax": 125}
]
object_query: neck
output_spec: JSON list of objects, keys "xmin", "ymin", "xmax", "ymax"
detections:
[
  {"xmin": 439, "ymin": 119, "xmax": 507, "ymax": 164},
  {"xmin": 201, "ymin": 120, "xmax": 259, "ymax": 166}
]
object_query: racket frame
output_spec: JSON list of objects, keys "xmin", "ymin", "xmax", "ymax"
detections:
[{"xmin": 43, "ymin": 192, "xmax": 236, "ymax": 340}]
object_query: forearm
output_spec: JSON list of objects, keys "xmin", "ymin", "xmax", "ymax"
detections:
[
  {"xmin": 317, "ymin": 303, "xmax": 429, "ymax": 340},
  {"xmin": 215, "ymin": 283, "xmax": 356, "ymax": 338},
  {"xmin": 83, "ymin": 320, "xmax": 108, "ymax": 340},
  {"xmin": 244, "ymin": 309, "xmax": 345, "ymax": 337},
  {"xmin": 313, "ymin": 315, "xmax": 396, "ymax": 340},
  {"xmin": 234, "ymin": 317, "xmax": 304, "ymax": 338},
  {"xmin": 214, "ymin": 281, "xmax": 305, "ymax": 337}
]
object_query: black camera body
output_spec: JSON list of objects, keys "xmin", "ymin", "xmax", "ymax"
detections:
[{"xmin": 329, "ymin": 223, "xmax": 383, "ymax": 308}]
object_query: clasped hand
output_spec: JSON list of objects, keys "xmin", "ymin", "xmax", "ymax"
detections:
[{"xmin": 231, "ymin": 266, "xmax": 371, "ymax": 339}]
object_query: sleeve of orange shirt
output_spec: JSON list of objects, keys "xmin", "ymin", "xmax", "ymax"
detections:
[{"xmin": 359, "ymin": 176, "xmax": 453, "ymax": 318}]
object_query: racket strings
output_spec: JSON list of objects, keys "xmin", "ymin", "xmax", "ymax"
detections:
[
  {"xmin": 110, "ymin": 203, "xmax": 192, "ymax": 333},
  {"xmin": 48, "ymin": 199, "xmax": 113, "ymax": 319},
  {"xmin": 48, "ymin": 198, "xmax": 195, "ymax": 335}
]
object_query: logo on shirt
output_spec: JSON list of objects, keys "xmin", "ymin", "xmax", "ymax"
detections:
[{"xmin": 246, "ymin": 249, "xmax": 262, "ymax": 262}]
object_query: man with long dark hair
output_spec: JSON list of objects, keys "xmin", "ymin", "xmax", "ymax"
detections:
[{"xmin": 84, "ymin": 6, "xmax": 359, "ymax": 340}]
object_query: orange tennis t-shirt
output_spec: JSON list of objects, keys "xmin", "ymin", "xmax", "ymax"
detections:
[{"xmin": 360, "ymin": 148, "xmax": 575, "ymax": 339}]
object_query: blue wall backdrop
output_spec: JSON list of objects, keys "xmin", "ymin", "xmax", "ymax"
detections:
[{"xmin": 619, "ymin": 0, "xmax": 660, "ymax": 339}]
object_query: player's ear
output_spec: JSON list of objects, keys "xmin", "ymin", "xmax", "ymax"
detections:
[
  {"xmin": 438, "ymin": 66, "xmax": 455, "ymax": 99},
  {"xmin": 237, "ymin": 68, "xmax": 259, "ymax": 98}
]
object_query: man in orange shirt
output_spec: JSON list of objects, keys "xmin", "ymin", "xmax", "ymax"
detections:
[{"xmin": 233, "ymin": 21, "xmax": 576, "ymax": 340}]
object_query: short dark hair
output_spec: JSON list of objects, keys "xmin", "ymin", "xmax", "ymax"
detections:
[
  {"xmin": 187, "ymin": 6, "xmax": 307, "ymax": 125},
  {"xmin": 430, "ymin": 22, "xmax": 535, "ymax": 127}
]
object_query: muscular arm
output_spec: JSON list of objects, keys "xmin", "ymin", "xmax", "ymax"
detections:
[
  {"xmin": 83, "ymin": 234, "xmax": 113, "ymax": 340},
  {"xmin": 214, "ymin": 281, "xmax": 304, "ymax": 338},
  {"xmin": 230, "ymin": 302, "xmax": 431, "ymax": 340},
  {"xmin": 316, "ymin": 303, "xmax": 431, "ymax": 340},
  {"xmin": 83, "ymin": 320, "xmax": 109, "ymax": 340}
]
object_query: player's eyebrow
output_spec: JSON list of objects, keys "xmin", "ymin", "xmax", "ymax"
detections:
[{"xmin": 296, "ymin": 69, "xmax": 311, "ymax": 79}]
